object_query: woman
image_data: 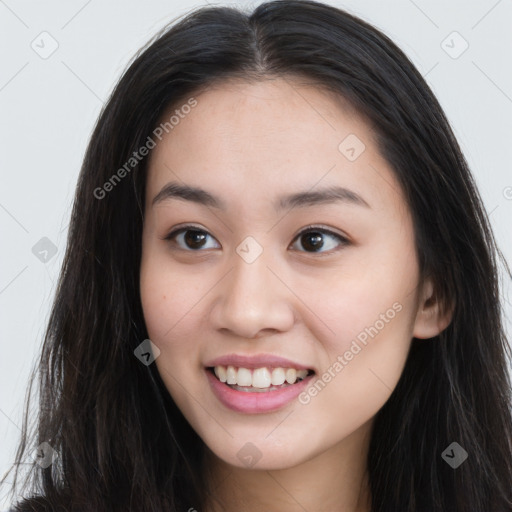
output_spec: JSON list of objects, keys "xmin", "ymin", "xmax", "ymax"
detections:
[{"xmin": 3, "ymin": 1, "xmax": 512, "ymax": 510}]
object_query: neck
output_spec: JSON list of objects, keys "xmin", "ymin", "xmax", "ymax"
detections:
[{"xmin": 201, "ymin": 420, "xmax": 373, "ymax": 512}]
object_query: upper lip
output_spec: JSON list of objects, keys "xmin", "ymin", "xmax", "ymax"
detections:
[{"xmin": 204, "ymin": 353, "xmax": 314, "ymax": 372}]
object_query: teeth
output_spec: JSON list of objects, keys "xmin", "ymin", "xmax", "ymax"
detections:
[
  {"xmin": 214, "ymin": 365, "xmax": 227, "ymax": 383},
  {"xmin": 237, "ymin": 367, "xmax": 253, "ymax": 387},
  {"xmin": 226, "ymin": 365, "xmax": 237, "ymax": 385},
  {"xmin": 212, "ymin": 366, "xmax": 310, "ymax": 388},
  {"xmin": 297, "ymin": 369, "xmax": 308, "ymax": 380},
  {"xmin": 285, "ymin": 368, "xmax": 297, "ymax": 384},
  {"xmin": 252, "ymin": 368, "xmax": 272, "ymax": 388},
  {"xmin": 271, "ymin": 368, "xmax": 286, "ymax": 386}
]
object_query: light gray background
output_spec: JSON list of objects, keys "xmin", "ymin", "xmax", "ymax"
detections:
[{"xmin": 1, "ymin": 0, "xmax": 511, "ymax": 507}]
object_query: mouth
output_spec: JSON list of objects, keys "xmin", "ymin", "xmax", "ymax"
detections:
[
  {"xmin": 206, "ymin": 365, "xmax": 315, "ymax": 392},
  {"xmin": 205, "ymin": 365, "xmax": 316, "ymax": 413}
]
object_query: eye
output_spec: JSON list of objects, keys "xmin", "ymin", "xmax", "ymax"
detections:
[
  {"xmin": 289, "ymin": 225, "xmax": 349, "ymax": 254},
  {"xmin": 162, "ymin": 225, "xmax": 220, "ymax": 251}
]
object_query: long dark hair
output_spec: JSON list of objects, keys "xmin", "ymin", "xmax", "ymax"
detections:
[{"xmin": 3, "ymin": 1, "xmax": 512, "ymax": 510}]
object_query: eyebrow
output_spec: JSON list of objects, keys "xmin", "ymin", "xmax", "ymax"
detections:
[{"xmin": 151, "ymin": 181, "xmax": 371, "ymax": 211}]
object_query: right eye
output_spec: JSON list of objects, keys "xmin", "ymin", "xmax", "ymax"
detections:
[{"xmin": 162, "ymin": 225, "xmax": 220, "ymax": 251}]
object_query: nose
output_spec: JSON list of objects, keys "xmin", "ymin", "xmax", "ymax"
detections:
[{"xmin": 210, "ymin": 247, "xmax": 296, "ymax": 339}]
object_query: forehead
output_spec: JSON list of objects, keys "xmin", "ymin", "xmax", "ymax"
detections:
[
  {"xmin": 151, "ymin": 77, "xmax": 364, "ymax": 157},
  {"xmin": 145, "ymin": 77, "xmax": 406, "ymax": 219}
]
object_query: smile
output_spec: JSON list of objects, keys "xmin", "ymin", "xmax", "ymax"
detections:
[
  {"xmin": 210, "ymin": 365, "xmax": 312, "ymax": 390},
  {"xmin": 205, "ymin": 366, "xmax": 316, "ymax": 414}
]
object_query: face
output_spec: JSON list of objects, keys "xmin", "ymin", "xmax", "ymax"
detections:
[{"xmin": 140, "ymin": 77, "xmax": 446, "ymax": 471}]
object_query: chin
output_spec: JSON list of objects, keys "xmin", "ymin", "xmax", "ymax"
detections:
[{"xmin": 202, "ymin": 432, "xmax": 319, "ymax": 472}]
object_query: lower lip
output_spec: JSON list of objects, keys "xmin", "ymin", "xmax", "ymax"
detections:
[{"xmin": 205, "ymin": 368, "xmax": 314, "ymax": 414}]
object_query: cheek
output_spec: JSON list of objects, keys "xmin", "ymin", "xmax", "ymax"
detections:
[
  {"xmin": 140, "ymin": 271, "xmax": 174, "ymax": 342},
  {"xmin": 301, "ymin": 238, "xmax": 419, "ymax": 415},
  {"xmin": 304, "ymin": 262, "xmax": 418, "ymax": 361},
  {"xmin": 140, "ymin": 248, "xmax": 204, "ymax": 341},
  {"xmin": 294, "ymin": 300, "xmax": 415, "ymax": 451},
  {"xmin": 139, "ymin": 261, "xmax": 202, "ymax": 403},
  {"xmin": 139, "ymin": 250, "xmax": 214, "ymax": 392}
]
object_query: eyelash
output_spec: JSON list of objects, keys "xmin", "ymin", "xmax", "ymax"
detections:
[{"xmin": 161, "ymin": 224, "xmax": 350, "ymax": 255}]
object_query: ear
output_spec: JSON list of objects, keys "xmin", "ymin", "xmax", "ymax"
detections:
[{"xmin": 412, "ymin": 277, "xmax": 454, "ymax": 339}]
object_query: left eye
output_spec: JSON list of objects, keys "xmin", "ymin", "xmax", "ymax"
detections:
[
  {"xmin": 290, "ymin": 226, "xmax": 349, "ymax": 253},
  {"xmin": 162, "ymin": 225, "xmax": 349, "ymax": 254}
]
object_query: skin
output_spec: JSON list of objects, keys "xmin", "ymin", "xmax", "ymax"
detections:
[{"xmin": 140, "ymin": 76, "xmax": 453, "ymax": 512}]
